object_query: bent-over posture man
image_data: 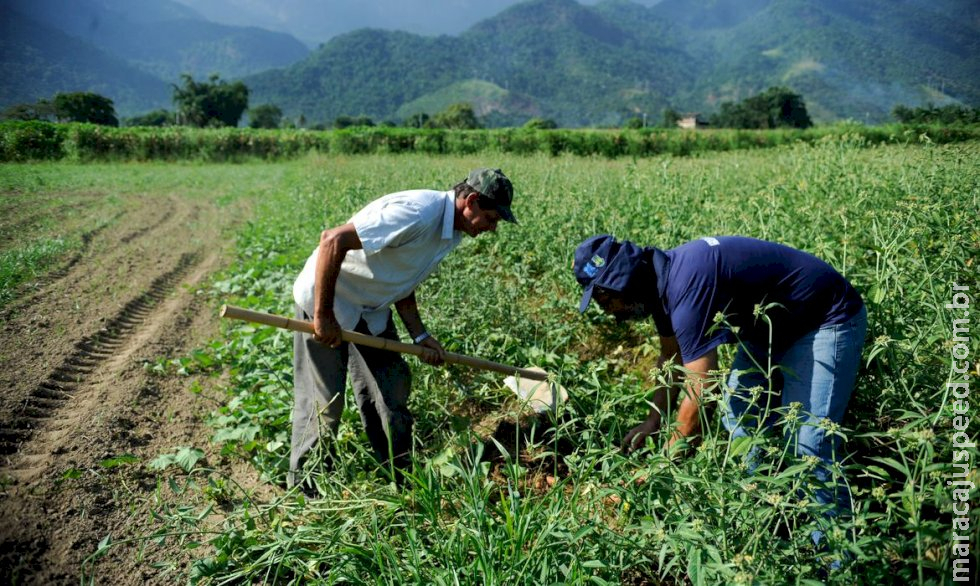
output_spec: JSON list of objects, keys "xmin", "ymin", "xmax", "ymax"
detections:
[
  {"xmin": 574, "ymin": 235, "xmax": 866, "ymax": 536},
  {"xmin": 289, "ymin": 168, "xmax": 517, "ymax": 489}
]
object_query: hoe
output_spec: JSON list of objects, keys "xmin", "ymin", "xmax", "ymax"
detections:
[{"xmin": 220, "ymin": 304, "xmax": 568, "ymax": 413}]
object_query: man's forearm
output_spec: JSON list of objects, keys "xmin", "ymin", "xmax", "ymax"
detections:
[
  {"xmin": 643, "ymin": 349, "xmax": 681, "ymax": 428},
  {"xmin": 674, "ymin": 395, "xmax": 702, "ymax": 438},
  {"xmin": 313, "ymin": 226, "xmax": 359, "ymax": 319},
  {"xmin": 393, "ymin": 292, "xmax": 426, "ymax": 339},
  {"xmin": 670, "ymin": 351, "xmax": 717, "ymax": 444},
  {"xmin": 314, "ymin": 246, "xmax": 342, "ymax": 319},
  {"xmin": 394, "ymin": 291, "xmax": 446, "ymax": 365},
  {"xmin": 670, "ymin": 371, "xmax": 707, "ymax": 445}
]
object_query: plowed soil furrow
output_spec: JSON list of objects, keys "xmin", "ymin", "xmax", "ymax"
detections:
[
  {"xmin": 0, "ymin": 195, "xmax": 188, "ymax": 416},
  {"xmin": 120, "ymin": 207, "xmax": 174, "ymax": 244},
  {"xmin": 0, "ymin": 253, "xmax": 200, "ymax": 463},
  {"xmin": 0, "ymin": 217, "xmax": 117, "ymax": 319},
  {"xmin": 0, "ymin": 189, "xmax": 257, "ymax": 586},
  {"xmin": 1, "ymin": 197, "xmax": 181, "ymax": 321},
  {"xmin": 0, "ymin": 193, "xmax": 107, "ymax": 250}
]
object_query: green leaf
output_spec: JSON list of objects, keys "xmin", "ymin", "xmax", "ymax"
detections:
[
  {"xmin": 213, "ymin": 424, "xmax": 260, "ymax": 443},
  {"xmin": 870, "ymin": 285, "xmax": 886, "ymax": 304},
  {"xmin": 729, "ymin": 435, "xmax": 753, "ymax": 457},
  {"xmin": 92, "ymin": 534, "xmax": 113, "ymax": 559},
  {"xmin": 148, "ymin": 454, "xmax": 178, "ymax": 471},
  {"xmin": 99, "ymin": 454, "xmax": 139, "ymax": 469},
  {"xmin": 175, "ymin": 447, "xmax": 205, "ymax": 472},
  {"xmin": 149, "ymin": 447, "xmax": 205, "ymax": 473},
  {"xmin": 869, "ymin": 456, "xmax": 910, "ymax": 477}
]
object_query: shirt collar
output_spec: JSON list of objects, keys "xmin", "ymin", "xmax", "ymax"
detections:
[{"xmin": 441, "ymin": 191, "xmax": 456, "ymax": 240}]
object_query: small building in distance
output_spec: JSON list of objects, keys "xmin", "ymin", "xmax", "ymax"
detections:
[{"xmin": 677, "ymin": 114, "xmax": 710, "ymax": 129}]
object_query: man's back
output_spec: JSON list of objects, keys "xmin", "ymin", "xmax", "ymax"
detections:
[{"xmin": 663, "ymin": 236, "xmax": 864, "ymax": 361}]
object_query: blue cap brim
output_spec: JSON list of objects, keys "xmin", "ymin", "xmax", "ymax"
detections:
[{"xmin": 578, "ymin": 283, "xmax": 595, "ymax": 313}]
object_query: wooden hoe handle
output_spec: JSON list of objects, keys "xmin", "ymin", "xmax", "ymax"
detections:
[{"xmin": 220, "ymin": 305, "xmax": 548, "ymax": 381}]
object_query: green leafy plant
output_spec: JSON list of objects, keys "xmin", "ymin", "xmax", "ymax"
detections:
[{"xmin": 149, "ymin": 447, "xmax": 206, "ymax": 473}]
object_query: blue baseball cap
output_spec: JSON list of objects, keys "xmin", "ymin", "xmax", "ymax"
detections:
[{"xmin": 573, "ymin": 235, "xmax": 645, "ymax": 313}]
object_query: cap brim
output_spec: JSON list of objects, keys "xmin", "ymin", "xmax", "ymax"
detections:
[
  {"xmin": 497, "ymin": 205, "xmax": 517, "ymax": 224},
  {"xmin": 578, "ymin": 283, "xmax": 595, "ymax": 313}
]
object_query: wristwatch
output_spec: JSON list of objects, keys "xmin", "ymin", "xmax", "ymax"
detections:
[{"xmin": 413, "ymin": 331, "xmax": 431, "ymax": 344}]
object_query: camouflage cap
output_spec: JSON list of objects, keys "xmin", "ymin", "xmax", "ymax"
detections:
[{"xmin": 465, "ymin": 168, "xmax": 517, "ymax": 223}]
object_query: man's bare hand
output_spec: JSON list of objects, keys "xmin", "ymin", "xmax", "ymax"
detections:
[
  {"xmin": 313, "ymin": 312, "xmax": 343, "ymax": 348},
  {"xmin": 621, "ymin": 417, "xmax": 662, "ymax": 454},
  {"xmin": 666, "ymin": 426, "xmax": 700, "ymax": 459},
  {"xmin": 418, "ymin": 336, "xmax": 447, "ymax": 366}
]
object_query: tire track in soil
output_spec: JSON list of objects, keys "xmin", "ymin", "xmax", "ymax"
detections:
[
  {"xmin": 0, "ymin": 196, "xmax": 184, "ymax": 415},
  {"xmin": 0, "ymin": 194, "xmax": 106, "ymax": 250},
  {"xmin": 0, "ymin": 252, "xmax": 199, "ymax": 472},
  {"xmin": 118, "ymin": 206, "xmax": 174, "ymax": 245},
  {"xmin": 0, "ymin": 250, "xmax": 229, "ymax": 586},
  {"xmin": 0, "ymin": 191, "xmax": 257, "ymax": 585}
]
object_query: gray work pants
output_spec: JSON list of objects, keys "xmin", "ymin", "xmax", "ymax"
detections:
[{"xmin": 288, "ymin": 304, "xmax": 413, "ymax": 487}]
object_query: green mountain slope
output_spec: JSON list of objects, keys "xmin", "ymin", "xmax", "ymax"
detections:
[
  {"xmin": 246, "ymin": 28, "xmax": 470, "ymax": 123},
  {"xmin": 245, "ymin": 0, "xmax": 977, "ymax": 126},
  {"xmin": 116, "ymin": 19, "xmax": 311, "ymax": 81},
  {"xmin": 0, "ymin": 6, "xmax": 170, "ymax": 115},
  {"xmin": 469, "ymin": 0, "xmax": 690, "ymax": 124},
  {"xmin": 248, "ymin": 0, "xmax": 691, "ymax": 126},
  {"xmin": 7, "ymin": 0, "xmax": 310, "ymax": 85},
  {"xmin": 651, "ymin": 0, "xmax": 980, "ymax": 121},
  {"xmin": 395, "ymin": 80, "xmax": 541, "ymax": 123},
  {"xmin": 649, "ymin": 0, "xmax": 772, "ymax": 29}
]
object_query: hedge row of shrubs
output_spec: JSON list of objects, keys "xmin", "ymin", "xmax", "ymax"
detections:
[{"xmin": 2, "ymin": 121, "xmax": 977, "ymax": 162}]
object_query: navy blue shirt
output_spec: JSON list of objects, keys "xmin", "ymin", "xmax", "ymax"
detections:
[{"xmin": 654, "ymin": 236, "xmax": 864, "ymax": 362}]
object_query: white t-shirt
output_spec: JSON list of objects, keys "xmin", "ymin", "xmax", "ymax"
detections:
[{"xmin": 292, "ymin": 189, "xmax": 462, "ymax": 335}]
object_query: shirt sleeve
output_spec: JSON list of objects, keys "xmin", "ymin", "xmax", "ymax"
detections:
[
  {"xmin": 350, "ymin": 197, "xmax": 428, "ymax": 255},
  {"xmin": 671, "ymin": 300, "xmax": 732, "ymax": 363},
  {"xmin": 667, "ymin": 265, "xmax": 732, "ymax": 363}
]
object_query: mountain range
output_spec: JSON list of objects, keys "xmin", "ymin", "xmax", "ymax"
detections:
[
  {"xmin": 171, "ymin": 0, "xmax": 546, "ymax": 46},
  {"xmin": 1, "ymin": 0, "xmax": 309, "ymax": 114},
  {"xmin": 166, "ymin": 0, "xmax": 666, "ymax": 46},
  {"xmin": 2, "ymin": 0, "xmax": 977, "ymax": 125}
]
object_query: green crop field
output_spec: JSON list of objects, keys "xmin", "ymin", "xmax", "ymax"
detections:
[{"xmin": 5, "ymin": 136, "xmax": 979, "ymax": 584}]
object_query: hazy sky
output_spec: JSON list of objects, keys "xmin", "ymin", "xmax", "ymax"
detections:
[{"xmin": 171, "ymin": 0, "xmax": 664, "ymax": 45}]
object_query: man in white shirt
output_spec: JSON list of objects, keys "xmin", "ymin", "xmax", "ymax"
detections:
[{"xmin": 289, "ymin": 168, "xmax": 516, "ymax": 489}]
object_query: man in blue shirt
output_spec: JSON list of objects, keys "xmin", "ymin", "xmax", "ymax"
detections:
[{"xmin": 574, "ymin": 235, "xmax": 866, "ymax": 524}]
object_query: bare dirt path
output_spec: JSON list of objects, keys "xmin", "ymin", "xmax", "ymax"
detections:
[{"xmin": 0, "ymin": 189, "xmax": 261, "ymax": 585}]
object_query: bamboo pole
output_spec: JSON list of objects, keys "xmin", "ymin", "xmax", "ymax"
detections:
[{"xmin": 220, "ymin": 305, "xmax": 549, "ymax": 381}]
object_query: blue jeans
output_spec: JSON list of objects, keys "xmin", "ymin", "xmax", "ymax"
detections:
[{"xmin": 722, "ymin": 305, "xmax": 867, "ymax": 523}]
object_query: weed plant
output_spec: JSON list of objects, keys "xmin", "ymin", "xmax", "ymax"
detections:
[
  {"xmin": 120, "ymin": 138, "xmax": 977, "ymax": 583},
  {"xmin": 0, "ymin": 237, "xmax": 73, "ymax": 307}
]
